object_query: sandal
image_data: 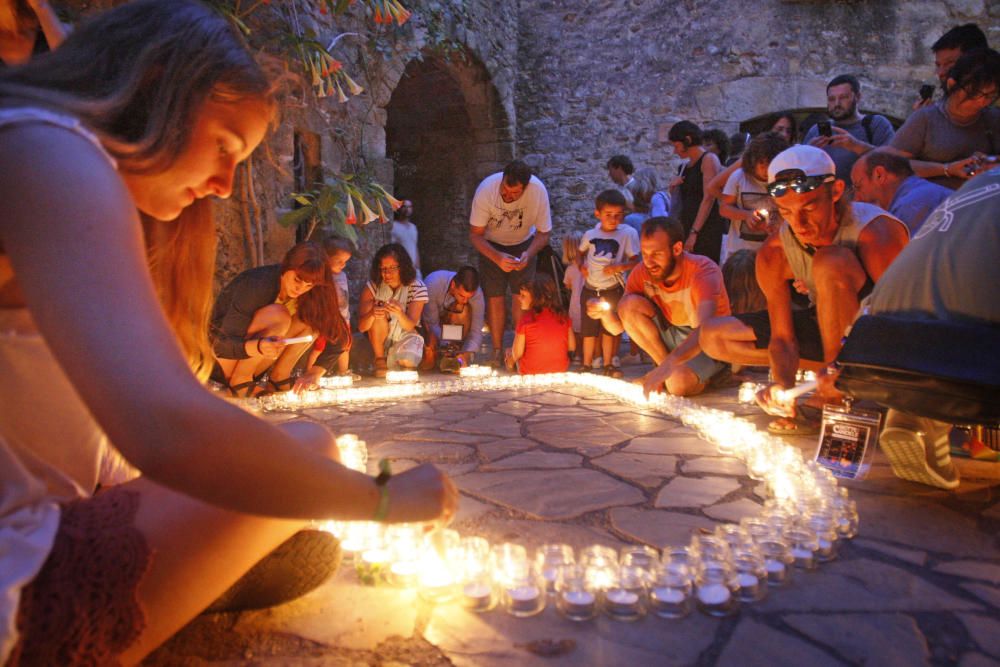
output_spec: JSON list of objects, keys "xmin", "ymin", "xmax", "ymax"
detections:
[
  {"xmin": 228, "ymin": 379, "xmax": 261, "ymax": 398},
  {"xmin": 267, "ymin": 376, "xmax": 296, "ymax": 393},
  {"xmin": 767, "ymin": 404, "xmax": 822, "ymax": 437},
  {"xmin": 373, "ymin": 356, "xmax": 388, "ymax": 379},
  {"xmin": 604, "ymin": 365, "xmax": 624, "ymax": 379},
  {"xmin": 950, "ymin": 437, "xmax": 1000, "ymax": 462}
]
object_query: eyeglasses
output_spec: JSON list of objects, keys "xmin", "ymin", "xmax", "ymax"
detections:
[
  {"xmin": 380, "ymin": 265, "xmax": 400, "ymax": 274},
  {"xmin": 767, "ymin": 174, "xmax": 835, "ymax": 198}
]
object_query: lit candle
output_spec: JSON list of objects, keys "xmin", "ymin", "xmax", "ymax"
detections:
[
  {"xmin": 598, "ymin": 299, "xmax": 611, "ymax": 312},
  {"xmin": 357, "ymin": 548, "xmax": 389, "ymax": 586},
  {"xmin": 505, "ymin": 584, "xmax": 543, "ymax": 616},
  {"xmin": 736, "ymin": 572, "xmax": 760, "ymax": 601},
  {"xmin": 462, "ymin": 581, "xmax": 494, "ymax": 612},
  {"xmin": 385, "ymin": 370, "xmax": 419, "ymax": 384},
  {"xmin": 696, "ymin": 582, "xmax": 731, "ymax": 606},
  {"xmin": 603, "ymin": 588, "xmax": 642, "ymax": 621},
  {"xmin": 652, "ymin": 586, "xmax": 685, "ymax": 604}
]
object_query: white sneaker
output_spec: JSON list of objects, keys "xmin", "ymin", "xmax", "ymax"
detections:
[
  {"xmin": 592, "ymin": 356, "xmax": 603, "ymax": 370},
  {"xmin": 879, "ymin": 410, "xmax": 959, "ymax": 490}
]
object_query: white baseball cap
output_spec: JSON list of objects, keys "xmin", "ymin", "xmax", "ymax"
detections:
[{"xmin": 767, "ymin": 145, "xmax": 836, "ymax": 184}]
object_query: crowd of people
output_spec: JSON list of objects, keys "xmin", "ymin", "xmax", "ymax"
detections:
[{"xmin": 0, "ymin": 1, "xmax": 996, "ymax": 662}]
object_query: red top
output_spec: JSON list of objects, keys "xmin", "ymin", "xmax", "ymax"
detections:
[
  {"xmin": 625, "ymin": 254, "xmax": 731, "ymax": 327},
  {"xmin": 516, "ymin": 308, "xmax": 570, "ymax": 375}
]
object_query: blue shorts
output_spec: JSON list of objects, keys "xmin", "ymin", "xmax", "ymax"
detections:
[{"xmin": 654, "ymin": 313, "xmax": 729, "ymax": 385}]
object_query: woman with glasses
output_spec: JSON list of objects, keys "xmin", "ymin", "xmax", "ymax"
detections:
[
  {"xmin": 358, "ymin": 243, "xmax": 428, "ymax": 377},
  {"xmin": 888, "ymin": 48, "xmax": 1000, "ymax": 190}
]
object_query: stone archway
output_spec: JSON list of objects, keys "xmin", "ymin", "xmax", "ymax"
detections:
[{"xmin": 385, "ymin": 49, "xmax": 514, "ymax": 275}]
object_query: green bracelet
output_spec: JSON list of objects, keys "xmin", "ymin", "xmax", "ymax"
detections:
[{"xmin": 373, "ymin": 459, "xmax": 391, "ymax": 522}]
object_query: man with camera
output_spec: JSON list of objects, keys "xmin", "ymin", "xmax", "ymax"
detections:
[
  {"xmin": 700, "ymin": 145, "xmax": 909, "ymax": 435},
  {"xmin": 469, "ymin": 160, "xmax": 552, "ymax": 367},
  {"xmin": 803, "ymin": 74, "xmax": 895, "ymax": 183},
  {"xmin": 420, "ymin": 266, "xmax": 486, "ymax": 372}
]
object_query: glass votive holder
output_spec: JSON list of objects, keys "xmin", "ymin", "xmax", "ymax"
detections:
[
  {"xmin": 356, "ymin": 547, "xmax": 391, "ymax": 586},
  {"xmin": 461, "ymin": 575, "xmax": 496, "ymax": 612},
  {"xmin": 662, "ymin": 545, "xmax": 700, "ymax": 571},
  {"xmin": 602, "ymin": 565, "xmax": 647, "ymax": 622},
  {"xmin": 535, "ymin": 543, "xmax": 575, "ymax": 593},
  {"xmin": 758, "ymin": 539, "xmax": 793, "ymax": 586},
  {"xmin": 620, "ymin": 545, "xmax": 660, "ymax": 582},
  {"xmin": 715, "ymin": 524, "xmax": 751, "ymax": 552},
  {"xmin": 579, "ymin": 544, "xmax": 619, "ymax": 569},
  {"xmin": 835, "ymin": 499, "xmax": 859, "ymax": 539},
  {"xmin": 491, "ymin": 542, "xmax": 529, "ymax": 585},
  {"xmin": 732, "ymin": 548, "xmax": 767, "ymax": 602},
  {"xmin": 649, "ymin": 561, "xmax": 692, "ymax": 619},
  {"xmin": 694, "ymin": 563, "xmax": 738, "ymax": 617},
  {"xmin": 502, "ymin": 570, "xmax": 546, "ymax": 617},
  {"xmin": 459, "ymin": 537, "xmax": 496, "ymax": 612},
  {"xmin": 691, "ymin": 535, "xmax": 732, "ymax": 570},
  {"xmin": 808, "ymin": 514, "xmax": 839, "ymax": 562},
  {"xmin": 785, "ymin": 527, "xmax": 819, "ymax": 570},
  {"xmin": 584, "ymin": 558, "xmax": 618, "ymax": 593},
  {"xmin": 555, "ymin": 564, "xmax": 597, "ymax": 621},
  {"xmin": 340, "ymin": 521, "xmax": 383, "ymax": 564}
]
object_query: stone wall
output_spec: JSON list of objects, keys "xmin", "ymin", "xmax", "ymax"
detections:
[{"xmin": 515, "ymin": 0, "xmax": 996, "ymax": 241}]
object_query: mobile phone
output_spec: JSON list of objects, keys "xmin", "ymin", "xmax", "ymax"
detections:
[
  {"xmin": 818, "ymin": 121, "xmax": 833, "ymax": 138},
  {"xmin": 919, "ymin": 84, "xmax": 935, "ymax": 101}
]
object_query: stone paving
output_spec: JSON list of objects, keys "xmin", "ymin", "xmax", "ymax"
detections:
[{"xmin": 148, "ymin": 365, "xmax": 1000, "ymax": 667}]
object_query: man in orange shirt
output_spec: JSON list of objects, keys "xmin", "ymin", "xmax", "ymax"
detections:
[{"xmin": 587, "ymin": 216, "xmax": 730, "ymax": 396}]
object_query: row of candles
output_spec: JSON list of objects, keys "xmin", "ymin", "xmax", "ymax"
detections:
[
  {"xmin": 322, "ymin": 498, "xmax": 857, "ymax": 621},
  {"xmin": 323, "ymin": 381, "xmax": 858, "ymax": 621}
]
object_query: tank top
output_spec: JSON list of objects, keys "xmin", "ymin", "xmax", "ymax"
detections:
[
  {"xmin": 0, "ymin": 108, "xmax": 133, "ymax": 664},
  {"xmin": 779, "ymin": 201, "xmax": 907, "ymax": 303},
  {"xmin": 678, "ymin": 152, "xmax": 727, "ymax": 264}
]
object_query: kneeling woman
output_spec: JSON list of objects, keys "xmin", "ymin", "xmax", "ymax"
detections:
[
  {"xmin": 210, "ymin": 241, "xmax": 346, "ymax": 395},
  {"xmin": 358, "ymin": 243, "xmax": 427, "ymax": 377}
]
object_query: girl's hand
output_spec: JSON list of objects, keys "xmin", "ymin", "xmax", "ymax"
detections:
[
  {"xmin": 384, "ymin": 299, "xmax": 404, "ymax": 317},
  {"xmin": 254, "ymin": 336, "xmax": 284, "ymax": 359},
  {"xmin": 384, "ymin": 463, "xmax": 458, "ymax": 524}
]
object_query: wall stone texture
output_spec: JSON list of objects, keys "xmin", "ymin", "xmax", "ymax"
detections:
[
  {"xmin": 516, "ymin": 0, "xmax": 996, "ymax": 241},
  {"xmin": 59, "ymin": 0, "xmax": 994, "ymax": 309}
]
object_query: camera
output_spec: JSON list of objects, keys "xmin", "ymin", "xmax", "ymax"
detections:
[
  {"xmin": 919, "ymin": 84, "xmax": 935, "ymax": 101},
  {"xmin": 818, "ymin": 121, "xmax": 833, "ymax": 138}
]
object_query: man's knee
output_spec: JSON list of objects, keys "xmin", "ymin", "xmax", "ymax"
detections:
[
  {"xmin": 618, "ymin": 294, "xmax": 655, "ymax": 324},
  {"xmin": 813, "ymin": 246, "xmax": 865, "ymax": 296},
  {"xmin": 665, "ymin": 366, "xmax": 705, "ymax": 397}
]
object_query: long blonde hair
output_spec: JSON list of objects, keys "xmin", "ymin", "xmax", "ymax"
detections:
[{"xmin": 1, "ymin": 1, "xmax": 275, "ymax": 381}]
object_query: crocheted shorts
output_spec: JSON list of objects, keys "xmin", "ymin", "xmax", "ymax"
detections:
[{"xmin": 9, "ymin": 486, "xmax": 151, "ymax": 667}]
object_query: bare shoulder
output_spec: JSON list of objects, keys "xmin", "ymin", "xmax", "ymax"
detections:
[
  {"xmin": 859, "ymin": 214, "xmax": 908, "ymax": 248},
  {"xmin": 0, "ymin": 122, "xmax": 134, "ymax": 235}
]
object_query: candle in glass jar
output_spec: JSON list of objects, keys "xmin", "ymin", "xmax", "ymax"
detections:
[
  {"xmin": 697, "ymin": 582, "xmax": 731, "ymax": 606},
  {"xmin": 507, "ymin": 584, "xmax": 542, "ymax": 615},
  {"xmin": 462, "ymin": 581, "xmax": 493, "ymax": 612},
  {"xmin": 560, "ymin": 589, "xmax": 596, "ymax": 619}
]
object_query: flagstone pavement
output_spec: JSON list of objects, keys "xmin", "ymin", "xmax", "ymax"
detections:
[{"xmin": 147, "ymin": 365, "xmax": 1000, "ymax": 667}]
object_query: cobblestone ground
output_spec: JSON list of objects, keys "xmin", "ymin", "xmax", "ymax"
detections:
[{"xmin": 148, "ymin": 364, "xmax": 1000, "ymax": 667}]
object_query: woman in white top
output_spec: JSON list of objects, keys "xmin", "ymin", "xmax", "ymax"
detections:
[
  {"xmin": 0, "ymin": 1, "xmax": 456, "ymax": 663},
  {"xmin": 357, "ymin": 242, "xmax": 428, "ymax": 377}
]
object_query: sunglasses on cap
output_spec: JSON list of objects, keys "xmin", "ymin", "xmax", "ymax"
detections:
[{"xmin": 767, "ymin": 174, "xmax": 836, "ymax": 198}]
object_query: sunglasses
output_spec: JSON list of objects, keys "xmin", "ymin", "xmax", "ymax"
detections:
[{"xmin": 767, "ymin": 174, "xmax": 835, "ymax": 198}]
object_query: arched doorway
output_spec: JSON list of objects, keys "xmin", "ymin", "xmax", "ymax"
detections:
[{"xmin": 385, "ymin": 49, "xmax": 514, "ymax": 275}]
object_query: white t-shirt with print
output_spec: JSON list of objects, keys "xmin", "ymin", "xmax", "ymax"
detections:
[
  {"xmin": 721, "ymin": 170, "xmax": 774, "ymax": 264},
  {"xmin": 469, "ymin": 172, "xmax": 552, "ymax": 246},
  {"xmin": 579, "ymin": 224, "xmax": 640, "ymax": 291}
]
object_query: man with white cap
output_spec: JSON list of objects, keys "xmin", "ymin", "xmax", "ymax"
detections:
[{"xmin": 700, "ymin": 145, "xmax": 909, "ymax": 435}]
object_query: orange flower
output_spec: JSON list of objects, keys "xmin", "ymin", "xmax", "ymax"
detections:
[{"xmin": 345, "ymin": 196, "xmax": 357, "ymax": 225}]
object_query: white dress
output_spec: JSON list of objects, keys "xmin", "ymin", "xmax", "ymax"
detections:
[{"xmin": 0, "ymin": 109, "xmax": 138, "ymax": 662}]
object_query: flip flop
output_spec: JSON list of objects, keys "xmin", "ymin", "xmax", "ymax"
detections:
[{"xmin": 767, "ymin": 413, "xmax": 820, "ymax": 436}]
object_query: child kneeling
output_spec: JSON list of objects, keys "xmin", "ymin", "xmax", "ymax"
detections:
[{"xmin": 506, "ymin": 275, "xmax": 575, "ymax": 374}]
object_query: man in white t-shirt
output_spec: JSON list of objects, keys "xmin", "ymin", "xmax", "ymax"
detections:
[
  {"xmin": 390, "ymin": 199, "xmax": 421, "ymax": 279},
  {"xmin": 469, "ymin": 160, "xmax": 553, "ymax": 366}
]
